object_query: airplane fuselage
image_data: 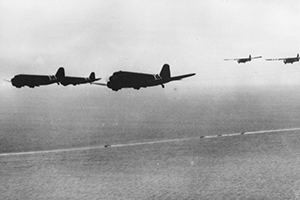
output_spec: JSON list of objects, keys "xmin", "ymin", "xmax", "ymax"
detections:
[
  {"xmin": 11, "ymin": 74, "xmax": 59, "ymax": 88},
  {"xmin": 60, "ymin": 77, "xmax": 95, "ymax": 86},
  {"xmin": 283, "ymin": 57, "xmax": 299, "ymax": 64},
  {"xmin": 107, "ymin": 72, "xmax": 167, "ymax": 91},
  {"xmin": 105, "ymin": 66, "xmax": 195, "ymax": 91},
  {"xmin": 237, "ymin": 58, "xmax": 250, "ymax": 63}
]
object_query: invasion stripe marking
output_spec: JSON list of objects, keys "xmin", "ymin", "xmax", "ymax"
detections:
[{"xmin": 1, "ymin": 127, "xmax": 300, "ymax": 157}]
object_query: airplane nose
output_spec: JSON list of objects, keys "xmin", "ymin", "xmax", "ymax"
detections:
[
  {"xmin": 107, "ymin": 81, "xmax": 111, "ymax": 88},
  {"xmin": 11, "ymin": 77, "xmax": 18, "ymax": 87},
  {"xmin": 109, "ymin": 76, "xmax": 114, "ymax": 81}
]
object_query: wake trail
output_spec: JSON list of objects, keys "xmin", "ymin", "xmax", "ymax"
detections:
[{"xmin": 1, "ymin": 127, "xmax": 300, "ymax": 157}]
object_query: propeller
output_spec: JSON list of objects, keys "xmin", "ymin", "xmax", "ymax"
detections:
[{"xmin": 3, "ymin": 79, "xmax": 11, "ymax": 82}]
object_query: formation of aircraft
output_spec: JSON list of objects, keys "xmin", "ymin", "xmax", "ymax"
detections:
[
  {"xmin": 93, "ymin": 64, "xmax": 196, "ymax": 91},
  {"xmin": 8, "ymin": 64, "xmax": 195, "ymax": 91},
  {"xmin": 224, "ymin": 55, "xmax": 262, "ymax": 64},
  {"xmin": 8, "ymin": 52, "xmax": 300, "ymax": 90},
  {"xmin": 9, "ymin": 67, "xmax": 101, "ymax": 88},
  {"xmin": 265, "ymin": 54, "xmax": 300, "ymax": 64},
  {"xmin": 224, "ymin": 53, "xmax": 300, "ymax": 64}
]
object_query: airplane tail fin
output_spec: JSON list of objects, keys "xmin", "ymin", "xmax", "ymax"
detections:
[
  {"xmin": 249, "ymin": 55, "xmax": 251, "ymax": 59},
  {"xmin": 89, "ymin": 72, "xmax": 95, "ymax": 80},
  {"xmin": 89, "ymin": 72, "xmax": 101, "ymax": 82},
  {"xmin": 56, "ymin": 67, "xmax": 65, "ymax": 79},
  {"xmin": 160, "ymin": 64, "xmax": 171, "ymax": 80},
  {"xmin": 297, "ymin": 53, "xmax": 299, "ymax": 58}
]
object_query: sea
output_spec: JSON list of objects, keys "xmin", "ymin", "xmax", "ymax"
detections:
[{"xmin": 1, "ymin": 85, "xmax": 300, "ymax": 199}]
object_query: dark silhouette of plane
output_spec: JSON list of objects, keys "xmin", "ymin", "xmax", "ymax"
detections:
[
  {"xmin": 10, "ymin": 68, "xmax": 64, "ymax": 88},
  {"xmin": 224, "ymin": 55, "xmax": 262, "ymax": 63},
  {"xmin": 265, "ymin": 54, "xmax": 299, "ymax": 64},
  {"xmin": 59, "ymin": 68, "xmax": 101, "ymax": 86},
  {"xmin": 93, "ymin": 64, "xmax": 196, "ymax": 91}
]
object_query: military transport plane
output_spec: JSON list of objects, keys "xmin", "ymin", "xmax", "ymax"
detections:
[
  {"xmin": 10, "ymin": 68, "xmax": 64, "ymax": 88},
  {"xmin": 224, "ymin": 55, "xmax": 262, "ymax": 64},
  {"xmin": 59, "ymin": 68, "xmax": 101, "ymax": 86},
  {"xmin": 265, "ymin": 54, "xmax": 300, "ymax": 64},
  {"xmin": 93, "ymin": 64, "xmax": 196, "ymax": 91}
]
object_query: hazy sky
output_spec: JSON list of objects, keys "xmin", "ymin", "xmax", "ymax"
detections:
[
  {"xmin": 1, "ymin": 0, "xmax": 300, "ymax": 90},
  {"xmin": 2, "ymin": 0, "xmax": 300, "ymax": 153}
]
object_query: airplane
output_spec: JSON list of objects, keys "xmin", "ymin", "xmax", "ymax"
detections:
[
  {"xmin": 224, "ymin": 55, "xmax": 262, "ymax": 64},
  {"xmin": 93, "ymin": 64, "xmax": 196, "ymax": 91},
  {"xmin": 10, "ymin": 67, "xmax": 64, "ymax": 88},
  {"xmin": 265, "ymin": 54, "xmax": 299, "ymax": 64},
  {"xmin": 59, "ymin": 68, "xmax": 101, "ymax": 86}
]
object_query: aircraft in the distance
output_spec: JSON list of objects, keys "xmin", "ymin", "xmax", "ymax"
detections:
[
  {"xmin": 93, "ymin": 64, "xmax": 196, "ymax": 91},
  {"xmin": 10, "ymin": 68, "xmax": 64, "ymax": 88},
  {"xmin": 265, "ymin": 54, "xmax": 299, "ymax": 64},
  {"xmin": 224, "ymin": 55, "xmax": 262, "ymax": 64},
  {"xmin": 59, "ymin": 68, "xmax": 101, "ymax": 86}
]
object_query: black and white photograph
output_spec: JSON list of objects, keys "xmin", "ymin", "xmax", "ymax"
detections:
[{"xmin": 2, "ymin": 0, "xmax": 300, "ymax": 199}]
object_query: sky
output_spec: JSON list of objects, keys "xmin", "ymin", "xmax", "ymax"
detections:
[
  {"xmin": 1, "ymin": 0, "xmax": 300, "ymax": 90},
  {"xmin": 2, "ymin": 0, "xmax": 300, "ymax": 152}
]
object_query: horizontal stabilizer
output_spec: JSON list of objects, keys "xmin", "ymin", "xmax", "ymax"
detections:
[
  {"xmin": 252, "ymin": 56, "xmax": 262, "ymax": 59},
  {"xmin": 170, "ymin": 73, "xmax": 196, "ymax": 81},
  {"xmin": 92, "ymin": 82, "xmax": 107, "ymax": 86}
]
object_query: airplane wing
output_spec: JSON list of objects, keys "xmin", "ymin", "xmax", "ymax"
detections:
[{"xmin": 170, "ymin": 73, "xmax": 196, "ymax": 81}]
